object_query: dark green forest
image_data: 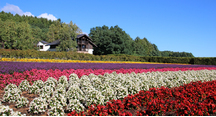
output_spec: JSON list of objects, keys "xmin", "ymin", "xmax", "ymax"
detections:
[{"xmin": 0, "ymin": 11, "xmax": 194, "ymax": 57}]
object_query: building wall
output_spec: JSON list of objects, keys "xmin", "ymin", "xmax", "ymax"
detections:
[
  {"xmin": 37, "ymin": 42, "xmax": 50, "ymax": 51},
  {"xmin": 86, "ymin": 49, "xmax": 94, "ymax": 54},
  {"xmin": 87, "ymin": 43, "xmax": 93, "ymax": 49},
  {"xmin": 48, "ymin": 48, "xmax": 56, "ymax": 51}
]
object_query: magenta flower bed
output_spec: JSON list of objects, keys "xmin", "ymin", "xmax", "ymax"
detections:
[{"xmin": 0, "ymin": 67, "xmax": 216, "ymax": 89}]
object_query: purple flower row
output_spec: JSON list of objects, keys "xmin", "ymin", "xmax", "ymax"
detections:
[{"xmin": 1, "ymin": 61, "xmax": 216, "ymax": 74}]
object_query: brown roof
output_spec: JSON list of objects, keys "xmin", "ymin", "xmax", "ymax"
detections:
[{"xmin": 77, "ymin": 34, "xmax": 97, "ymax": 47}]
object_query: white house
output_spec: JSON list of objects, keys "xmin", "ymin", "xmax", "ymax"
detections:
[
  {"xmin": 37, "ymin": 41, "xmax": 50, "ymax": 51},
  {"xmin": 37, "ymin": 40, "xmax": 60, "ymax": 51}
]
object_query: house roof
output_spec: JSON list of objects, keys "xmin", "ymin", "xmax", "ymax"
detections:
[
  {"xmin": 88, "ymin": 40, "xmax": 97, "ymax": 47},
  {"xmin": 46, "ymin": 40, "xmax": 60, "ymax": 46},
  {"xmin": 77, "ymin": 34, "xmax": 86, "ymax": 38},
  {"xmin": 77, "ymin": 34, "xmax": 93, "ymax": 40},
  {"xmin": 40, "ymin": 41, "xmax": 49, "ymax": 44}
]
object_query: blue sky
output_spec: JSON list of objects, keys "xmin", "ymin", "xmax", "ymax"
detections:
[{"xmin": 0, "ymin": 0, "xmax": 216, "ymax": 57}]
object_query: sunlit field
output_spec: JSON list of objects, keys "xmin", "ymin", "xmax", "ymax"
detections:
[{"xmin": 0, "ymin": 58, "xmax": 216, "ymax": 116}]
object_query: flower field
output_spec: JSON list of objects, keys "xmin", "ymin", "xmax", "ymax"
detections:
[
  {"xmin": 0, "ymin": 59, "xmax": 216, "ymax": 116},
  {"xmin": 2, "ymin": 57, "xmax": 185, "ymax": 64},
  {"xmin": 1, "ymin": 60, "xmax": 215, "ymax": 74}
]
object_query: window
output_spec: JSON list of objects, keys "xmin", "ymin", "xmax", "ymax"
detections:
[
  {"xmin": 39, "ymin": 45, "xmax": 43, "ymax": 49},
  {"xmin": 82, "ymin": 40, "xmax": 85, "ymax": 44},
  {"xmin": 50, "ymin": 45, "xmax": 56, "ymax": 49},
  {"xmin": 82, "ymin": 45, "xmax": 86, "ymax": 48}
]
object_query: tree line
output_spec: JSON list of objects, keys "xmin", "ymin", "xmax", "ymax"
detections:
[
  {"xmin": 0, "ymin": 11, "xmax": 194, "ymax": 57},
  {"xmin": 89, "ymin": 25, "xmax": 194, "ymax": 57}
]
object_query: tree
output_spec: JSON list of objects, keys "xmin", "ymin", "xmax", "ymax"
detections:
[
  {"xmin": 110, "ymin": 26, "xmax": 134, "ymax": 55},
  {"xmin": 0, "ymin": 19, "xmax": 4, "ymax": 48},
  {"xmin": 89, "ymin": 25, "xmax": 134, "ymax": 55},
  {"xmin": 151, "ymin": 44, "xmax": 161, "ymax": 56},
  {"xmin": 47, "ymin": 21, "xmax": 62, "ymax": 43},
  {"xmin": 0, "ymin": 19, "xmax": 17, "ymax": 49},
  {"xmin": 55, "ymin": 21, "xmax": 80, "ymax": 51},
  {"xmin": 14, "ymin": 21, "xmax": 36, "ymax": 50},
  {"xmin": 0, "ymin": 19, "xmax": 36, "ymax": 50},
  {"xmin": 133, "ymin": 37, "xmax": 147, "ymax": 56},
  {"xmin": 31, "ymin": 26, "xmax": 43, "ymax": 41},
  {"xmin": 160, "ymin": 51, "xmax": 194, "ymax": 57}
]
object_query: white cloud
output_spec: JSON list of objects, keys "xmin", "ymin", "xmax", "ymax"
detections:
[
  {"xmin": 1, "ymin": 3, "xmax": 57, "ymax": 21},
  {"xmin": 1, "ymin": 3, "xmax": 34, "ymax": 16},
  {"xmin": 37, "ymin": 13, "xmax": 57, "ymax": 21},
  {"xmin": 23, "ymin": 12, "xmax": 34, "ymax": 16},
  {"xmin": 82, "ymin": 32, "xmax": 89, "ymax": 35}
]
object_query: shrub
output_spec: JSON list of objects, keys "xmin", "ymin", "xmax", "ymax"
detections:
[{"xmin": 1, "ymin": 49, "xmax": 216, "ymax": 65}]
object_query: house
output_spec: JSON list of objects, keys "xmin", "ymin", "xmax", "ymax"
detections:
[
  {"xmin": 37, "ymin": 41, "xmax": 50, "ymax": 51},
  {"xmin": 37, "ymin": 40, "xmax": 60, "ymax": 51},
  {"xmin": 76, "ymin": 34, "xmax": 97, "ymax": 54},
  {"xmin": 37, "ymin": 34, "xmax": 97, "ymax": 54}
]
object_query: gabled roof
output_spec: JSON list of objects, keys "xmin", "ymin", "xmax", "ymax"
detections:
[
  {"xmin": 46, "ymin": 40, "xmax": 60, "ymax": 46},
  {"xmin": 40, "ymin": 41, "xmax": 49, "ymax": 44},
  {"xmin": 77, "ymin": 34, "xmax": 86, "ymax": 38},
  {"xmin": 77, "ymin": 34, "xmax": 93, "ymax": 40},
  {"xmin": 88, "ymin": 40, "xmax": 97, "ymax": 47}
]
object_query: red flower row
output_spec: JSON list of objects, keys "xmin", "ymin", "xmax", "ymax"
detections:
[
  {"xmin": 0, "ymin": 67, "xmax": 215, "ymax": 89},
  {"xmin": 68, "ymin": 80, "xmax": 216, "ymax": 116}
]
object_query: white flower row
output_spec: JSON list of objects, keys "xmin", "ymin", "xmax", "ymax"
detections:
[
  {"xmin": 2, "ymin": 69, "xmax": 216, "ymax": 115},
  {"xmin": 0, "ymin": 101, "xmax": 25, "ymax": 116},
  {"xmin": 3, "ymin": 84, "xmax": 22, "ymax": 103}
]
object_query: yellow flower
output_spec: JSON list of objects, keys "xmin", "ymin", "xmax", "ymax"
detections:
[{"xmin": 0, "ymin": 57, "xmax": 190, "ymax": 65}]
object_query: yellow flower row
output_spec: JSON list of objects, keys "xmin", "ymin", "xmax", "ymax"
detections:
[{"xmin": 0, "ymin": 57, "xmax": 190, "ymax": 65}]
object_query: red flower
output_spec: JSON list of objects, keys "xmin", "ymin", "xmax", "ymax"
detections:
[
  {"xmin": 184, "ymin": 110, "xmax": 188, "ymax": 114},
  {"xmin": 198, "ymin": 110, "xmax": 203, "ymax": 116}
]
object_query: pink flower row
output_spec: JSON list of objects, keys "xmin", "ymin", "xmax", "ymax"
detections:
[{"xmin": 0, "ymin": 67, "xmax": 216, "ymax": 89}]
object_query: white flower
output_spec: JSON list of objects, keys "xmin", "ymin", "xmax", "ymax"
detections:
[
  {"xmin": 29, "ymin": 97, "xmax": 47, "ymax": 114},
  {"xmin": 19, "ymin": 80, "xmax": 30, "ymax": 91},
  {"xmin": 58, "ymin": 76, "xmax": 68, "ymax": 88},
  {"xmin": 0, "ymin": 104, "xmax": 25, "ymax": 116},
  {"xmin": 48, "ymin": 104, "xmax": 65, "ymax": 116},
  {"xmin": 69, "ymin": 73, "xmax": 80, "ymax": 86},
  {"xmin": 47, "ymin": 77, "xmax": 58, "ymax": 85},
  {"xmin": 28, "ymin": 80, "xmax": 44, "ymax": 94},
  {"xmin": 4, "ymin": 84, "xmax": 18, "ymax": 92},
  {"xmin": 67, "ymin": 99, "xmax": 85, "ymax": 112},
  {"xmin": 16, "ymin": 96, "xmax": 29, "ymax": 108},
  {"xmin": 3, "ymin": 88, "xmax": 21, "ymax": 103}
]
